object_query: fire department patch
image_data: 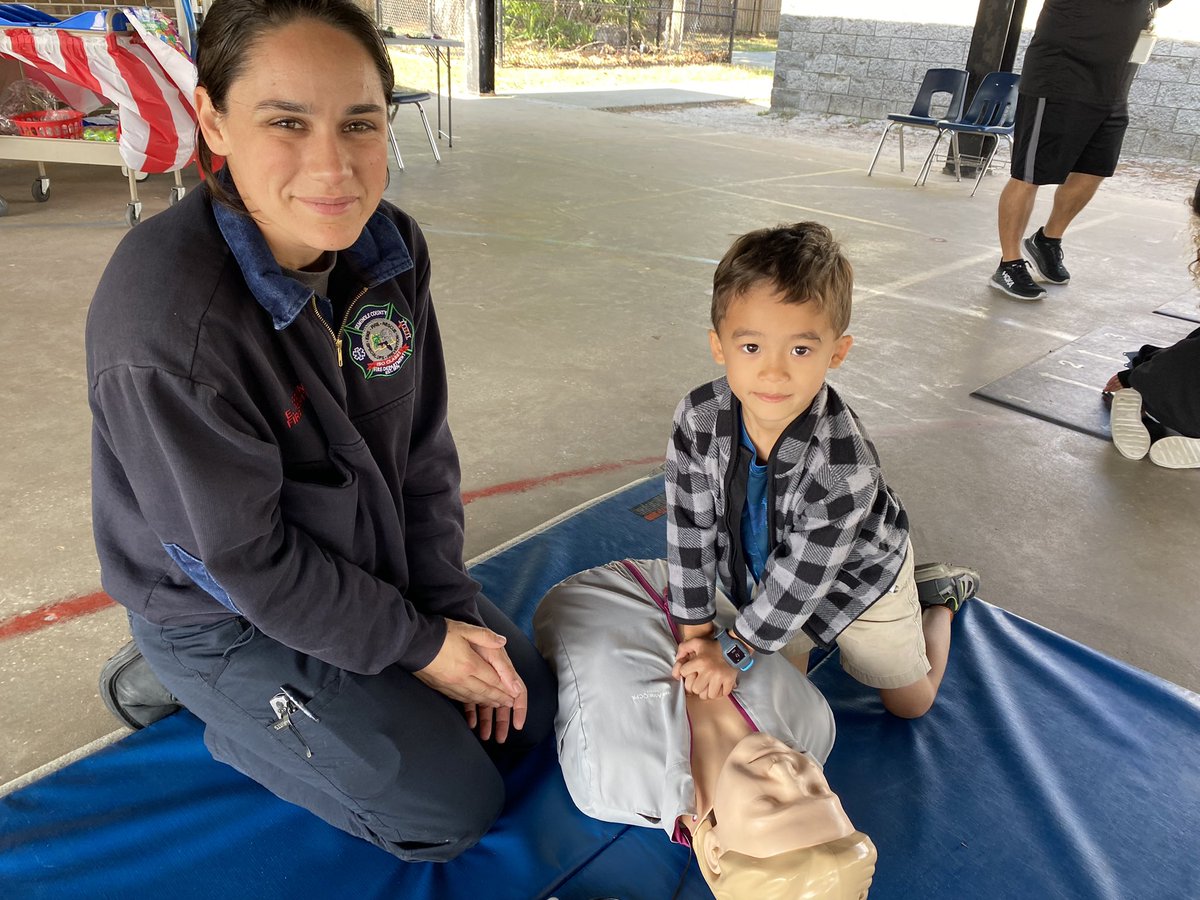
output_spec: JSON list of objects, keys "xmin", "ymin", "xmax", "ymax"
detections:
[{"xmin": 344, "ymin": 303, "xmax": 414, "ymax": 379}]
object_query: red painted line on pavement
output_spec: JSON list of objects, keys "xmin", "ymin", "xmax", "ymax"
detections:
[
  {"xmin": 461, "ymin": 456, "xmax": 661, "ymax": 504},
  {"xmin": 0, "ymin": 591, "xmax": 115, "ymax": 641},
  {"xmin": 0, "ymin": 455, "xmax": 663, "ymax": 641}
]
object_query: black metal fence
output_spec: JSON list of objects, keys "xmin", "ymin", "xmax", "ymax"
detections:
[
  {"xmin": 498, "ymin": 0, "xmax": 739, "ymax": 64},
  {"xmin": 376, "ymin": 0, "xmax": 742, "ymax": 65}
]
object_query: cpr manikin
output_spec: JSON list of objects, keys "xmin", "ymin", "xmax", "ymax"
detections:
[{"xmin": 533, "ymin": 559, "xmax": 876, "ymax": 900}]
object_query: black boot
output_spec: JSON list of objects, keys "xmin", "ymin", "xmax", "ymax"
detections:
[{"xmin": 99, "ymin": 640, "xmax": 182, "ymax": 729}]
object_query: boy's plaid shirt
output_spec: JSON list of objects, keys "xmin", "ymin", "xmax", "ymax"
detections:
[{"xmin": 665, "ymin": 378, "xmax": 910, "ymax": 652}]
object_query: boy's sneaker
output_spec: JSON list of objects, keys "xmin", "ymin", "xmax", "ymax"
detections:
[
  {"xmin": 99, "ymin": 640, "xmax": 181, "ymax": 730},
  {"xmin": 1148, "ymin": 435, "xmax": 1200, "ymax": 469},
  {"xmin": 990, "ymin": 260, "xmax": 1047, "ymax": 301},
  {"xmin": 1023, "ymin": 228, "xmax": 1070, "ymax": 284},
  {"xmin": 913, "ymin": 563, "xmax": 980, "ymax": 615},
  {"xmin": 1110, "ymin": 389, "xmax": 1151, "ymax": 460}
]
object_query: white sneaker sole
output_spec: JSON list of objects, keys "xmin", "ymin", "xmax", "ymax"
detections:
[
  {"xmin": 1110, "ymin": 389, "xmax": 1151, "ymax": 460},
  {"xmin": 1022, "ymin": 237, "xmax": 1070, "ymax": 285},
  {"xmin": 988, "ymin": 277, "xmax": 1046, "ymax": 301},
  {"xmin": 1149, "ymin": 435, "xmax": 1200, "ymax": 469}
]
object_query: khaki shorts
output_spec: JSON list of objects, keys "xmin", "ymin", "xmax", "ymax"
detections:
[{"xmin": 779, "ymin": 541, "xmax": 929, "ymax": 690}]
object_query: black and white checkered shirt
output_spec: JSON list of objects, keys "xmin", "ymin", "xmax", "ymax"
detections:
[{"xmin": 665, "ymin": 378, "xmax": 909, "ymax": 652}]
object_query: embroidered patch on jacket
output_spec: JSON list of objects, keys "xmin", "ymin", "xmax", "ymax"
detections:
[{"xmin": 344, "ymin": 303, "xmax": 414, "ymax": 379}]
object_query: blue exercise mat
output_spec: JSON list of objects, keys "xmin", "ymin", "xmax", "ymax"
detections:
[{"xmin": 2, "ymin": 476, "xmax": 1199, "ymax": 899}]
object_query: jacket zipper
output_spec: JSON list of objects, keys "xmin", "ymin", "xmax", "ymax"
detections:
[
  {"xmin": 722, "ymin": 402, "xmax": 749, "ymax": 605},
  {"xmin": 311, "ymin": 286, "xmax": 370, "ymax": 367}
]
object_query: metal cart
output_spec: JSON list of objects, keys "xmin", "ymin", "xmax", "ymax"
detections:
[{"xmin": 0, "ymin": 2, "xmax": 196, "ymax": 224}]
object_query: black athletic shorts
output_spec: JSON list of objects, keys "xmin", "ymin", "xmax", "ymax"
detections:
[{"xmin": 1010, "ymin": 94, "xmax": 1129, "ymax": 185}]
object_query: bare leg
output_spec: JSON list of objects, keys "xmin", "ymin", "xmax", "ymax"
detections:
[
  {"xmin": 997, "ymin": 177, "xmax": 1039, "ymax": 261},
  {"xmin": 878, "ymin": 607, "xmax": 953, "ymax": 719},
  {"xmin": 1043, "ymin": 172, "xmax": 1106, "ymax": 239}
]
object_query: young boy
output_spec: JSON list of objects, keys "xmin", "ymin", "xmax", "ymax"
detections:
[{"xmin": 665, "ymin": 222, "xmax": 978, "ymax": 718}]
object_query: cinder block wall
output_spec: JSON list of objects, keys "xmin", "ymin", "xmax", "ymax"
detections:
[{"xmin": 772, "ymin": 13, "xmax": 1200, "ymax": 163}]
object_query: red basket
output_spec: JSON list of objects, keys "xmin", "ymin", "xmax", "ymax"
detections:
[{"xmin": 11, "ymin": 109, "xmax": 85, "ymax": 139}]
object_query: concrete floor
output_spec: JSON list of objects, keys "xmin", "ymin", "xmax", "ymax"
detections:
[{"xmin": 2, "ymin": 87, "xmax": 1198, "ymax": 790}]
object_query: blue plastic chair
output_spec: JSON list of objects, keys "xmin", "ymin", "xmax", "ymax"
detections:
[
  {"xmin": 914, "ymin": 71, "xmax": 1021, "ymax": 197},
  {"xmin": 386, "ymin": 89, "xmax": 441, "ymax": 170},
  {"xmin": 867, "ymin": 68, "xmax": 969, "ymax": 176}
]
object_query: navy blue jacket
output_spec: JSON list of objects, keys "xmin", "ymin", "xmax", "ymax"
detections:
[{"xmin": 87, "ymin": 186, "xmax": 481, "ymax": 675}]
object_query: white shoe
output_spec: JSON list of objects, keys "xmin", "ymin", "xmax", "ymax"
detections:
[
  {"xmin": 1110, "ymin": 389, "xmax": 1151, "ymax": 460},
  {"xmin": 1149, "ymin": 435, "xmax": 1200, "ymax": 469}
]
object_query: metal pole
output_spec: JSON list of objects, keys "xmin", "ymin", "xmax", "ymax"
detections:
[
  {"xmin": 497, "ymin": 0, "xmax": 504, "ymax": 66},
  {"xmin": 727, "ymin": 0, "xmax": 737, "ymax": 62},
  {"xmin": 478, "ymin": 0, "xmax": 495, "ymax": 93},
  {"xmin": 627, "ymin": 0, "xmax": 633, "ymax": 60}
]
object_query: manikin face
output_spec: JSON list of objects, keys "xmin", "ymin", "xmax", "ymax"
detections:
[
  {"xmin": 709, "ymin": 282, "xmax": 853, "ymax": 456},
  {"xmin": 708, "ymin": 733, "xmax": 855, "ymax": 861},
  {"xmin": 195, "ymin": 19, "xmax": 390, "ymax": 270}
]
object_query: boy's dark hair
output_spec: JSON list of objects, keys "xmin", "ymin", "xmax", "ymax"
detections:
[
  {"xmin": 195, "ymin": 0, "xmax": 395, "ymax": 212},
  {"xmin": 711, "ymin": 222, "xmax": 853, "ymax": 335}
]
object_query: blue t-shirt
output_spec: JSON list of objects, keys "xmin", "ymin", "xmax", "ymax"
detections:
[{"xmin": 739, "ymin": 417, "xmax": 770, "ymax": 585}]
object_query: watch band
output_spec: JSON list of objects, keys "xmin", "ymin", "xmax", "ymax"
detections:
[{"xmin": 716, "ymin": 630, "xmax": 754, "ymax": 672}]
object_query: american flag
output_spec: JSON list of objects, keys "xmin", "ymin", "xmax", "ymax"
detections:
[{"xmin": 0, "ymin": 21, "xmax": 196, "ymax": 174}]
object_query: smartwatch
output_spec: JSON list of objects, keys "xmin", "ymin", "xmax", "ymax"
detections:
[{"xmin": 716, "ymin": 630, "xmax": 754, "ymax": 672}]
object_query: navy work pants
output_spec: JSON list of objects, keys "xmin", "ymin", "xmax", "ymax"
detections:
[{"xmin": 130, "ymin": 596, "xmax": 556, "ymax": 862}]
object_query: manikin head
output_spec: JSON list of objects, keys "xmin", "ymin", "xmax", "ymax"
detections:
[{"xmin": 693, "ymin": 733, "xmax": 876, "ymax": 900}]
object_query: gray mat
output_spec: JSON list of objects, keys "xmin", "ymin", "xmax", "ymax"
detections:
[
  {"xmin": 1154, "ymin": 298, "xmax": 1200, "ymax": 324},
  {"xmin": 972, "ymin": 321, "xmax": 1197, "ymax": 439}
]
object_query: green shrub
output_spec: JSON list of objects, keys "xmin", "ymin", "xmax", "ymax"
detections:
[{"xmin": 503, "ymin": 0, "xmax": 594, "ymax": 49}]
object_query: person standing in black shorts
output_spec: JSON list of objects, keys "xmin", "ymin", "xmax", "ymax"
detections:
[{"xmin": 991, "ymin": 0, "xmax": 1172, "ymax": 301}]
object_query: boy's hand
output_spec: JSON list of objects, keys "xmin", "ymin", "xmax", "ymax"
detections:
[{"xmin": 672, "ymin": 637, "xmax": 738, "ymax": 699}]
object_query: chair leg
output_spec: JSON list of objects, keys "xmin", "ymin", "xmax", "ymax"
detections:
[
  {"xmin": 414, "ymin": 101, "xmax": 441, "ymax": 163},
  {"xmin": 386, "ymin": 107, "xmax": 405, "ymax": 171},
  {"xmin": 951, "ymin": 132, "xmax": 961, "ymax": 182},
  {"xmin": 898, "ymin": 125, "xmax": 905, "ymax": 172},
  {"xmin": 970, "ymin": 135, "xmax": 1006, "ymax": 198},
  {"xmin": 867, "ymin": 121, "xmax": 894, "ymax": 176},
  {"xmin": 915, "ymin": 130, "xmax": 943, "ymax": 187}
]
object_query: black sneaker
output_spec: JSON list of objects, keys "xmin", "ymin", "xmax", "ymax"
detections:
[
  {"xmin": 99, "ymin": 640, "xmax": 181, "ymax": 730},
  {"xmin": 1023, "ymin": 228, "xmax": 1070, "ymax": 284},
  {"xmin": 914, "ymin": 563, "xmax": 980, "ymax": 615},
  {"xmin": 990, "ymin": 259, "xmax": 1047, "ymax": 301}
]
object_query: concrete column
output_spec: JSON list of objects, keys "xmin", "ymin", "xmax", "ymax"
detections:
[{"xmin": 463, "ymin": 0, "xmax": 495, "ymax": 94}]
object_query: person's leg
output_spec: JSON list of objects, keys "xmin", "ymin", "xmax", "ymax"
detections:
[
  {"xmin": 998, "ymin": 177, "xmax": 1040, "ymax": 261},
  {"xmin": 993, "ymin": 177, "xmax": 1047, "ymax": 300},
  {"xmin": 835, "ymin": 543, "xmax": 974, "ymax": 719},
  {"xmin": 130, "ymin": 614, "xmax": 508, "ymax": 862},
  {"xmin": 998, "ymin": 94, "xmax": 1048, "ymax": 262},
  {"xmin": 1043, "ymin": 172, "xmax": 1106, "ymax": 239},
  {"xmin": 877, "ymin": 607, "xmax": 951, "ymax": 720}
]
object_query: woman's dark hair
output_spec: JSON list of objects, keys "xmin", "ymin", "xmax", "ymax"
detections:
[
  {"xmin": 1191, "ymin": 178, "xmax": 1200, "ymax": 278},
  {"xmin": 195, "ymin": 0, "xmax": 395, "ymax": 210}
]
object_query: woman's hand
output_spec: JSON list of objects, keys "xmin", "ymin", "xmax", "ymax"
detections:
[
  {"xmin": 414, "ymin": 620, "xmax": 526, "ymax": 721},
  {"xmin": 462, "ymin": 700, "xmax": 520, "ymax": 743}
]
